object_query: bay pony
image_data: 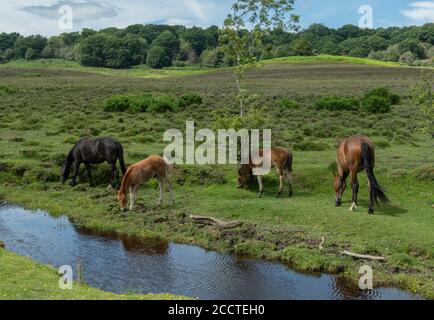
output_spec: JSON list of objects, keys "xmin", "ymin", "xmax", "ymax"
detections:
[
  {"xmin": 237, "ymin": 148, "xmax": 294, "ymax": 198},
  {"xmin": 117, "ymin": 156, "xmax": 174, "ymax": 211},
  {"xmin": 334, "ymin": 135, "xmax": 388, "ymax": 214}
]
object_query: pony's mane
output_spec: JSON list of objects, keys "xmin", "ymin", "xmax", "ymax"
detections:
[{"xmin": 119, "ymin": 166, "xmax": 134, "ymax": 194}]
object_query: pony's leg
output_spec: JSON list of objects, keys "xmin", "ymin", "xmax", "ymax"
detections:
[
  {"xmin": 349, "ymin": 171, "xmax": 359, "ymax": 212},
  {"xmin": 129, "ymin": 185, "xmax": 139, "ymax": 211},
  {"xmin": 285, "ymin": 170, "xmax": 294, "ymax": 197},
  {"xmin": 110, "ymin": 162, "xmax": 118, "ymax": 188},
  {"xmin": 257, "ymin": 175, "xmax": 263, "ymax": 198},
  {"xmin": 368, "ymin": 181, "xmax": 375, "ymax": 214},
  {"xmin": 85, "ymin": 163, "xmax": 94, "ymax": 187},
  {"xmin": 157, "ymin": 178, "xmax": 164, "ymax": 206},
  {"xmin": 276, "ymin": 170, "xmax": 284, "ymax": 198},
  {"xmin": 165, "ymin": 178, "xmax": 175, "ymax": 205},
  {"xmin": 70, "ymin": 162, "xmax": 81, "ymax": 187}
]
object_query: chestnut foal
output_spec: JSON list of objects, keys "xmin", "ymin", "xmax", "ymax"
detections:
[{"xmin": 117, "ymin": 156, "xmax": 174, "ymax": 211}]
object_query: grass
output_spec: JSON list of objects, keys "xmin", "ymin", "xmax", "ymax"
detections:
[
  {"xmin": 0, "ymin": 59, "xmax": 213, "ymax": 78},
  {"xmin": 269, "ymin": 55, "xmax": 406, "ymax": 67},
  {"xmin": 0, "ymin": 59, "xmax": 433, "ymax": 299},
  {"xmin": 0, "ymin": 249, "xmax": 187, "ymax": 300}
]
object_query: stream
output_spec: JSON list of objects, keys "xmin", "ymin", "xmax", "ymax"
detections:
[{"xmin": 0, "ymin": 205, "xmax": 422, "ymax": 300}]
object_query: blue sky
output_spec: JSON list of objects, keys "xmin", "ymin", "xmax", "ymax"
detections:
[{"xmin": 0, "ymin": 0, "xmax": 433, "ymax": 36}]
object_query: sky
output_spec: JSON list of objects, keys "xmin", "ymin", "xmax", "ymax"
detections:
[{"xmin": 0, "ymin": 0, "xmax": 433, "ymax": 36}]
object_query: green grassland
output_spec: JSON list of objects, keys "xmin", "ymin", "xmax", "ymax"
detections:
[
  {"xmin": 0, "ymin": 58, "xmax": 433, "ymax": 299},
  {"xmin": 0, "ymin": 58, "xmax": 213, "ymax": 78}
]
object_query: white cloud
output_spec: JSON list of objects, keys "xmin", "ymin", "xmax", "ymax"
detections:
[
  {"xmin": 401, "ymin": 1, "xmax": 434, "ymax": 24},
  {"xmin": 0, "ymin": 0, "xmax": 233, "ymax": 36}
]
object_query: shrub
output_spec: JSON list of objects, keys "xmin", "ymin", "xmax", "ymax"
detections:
[
  {"xmin": 375, "ymin": 140, "xmax": 391, "ymax": 149},
  {"xmin": 414, "ymin": 164, "xmax": 434, "ymax": 182},
  {"xmin": 104, "ymin": 95, "xmax": 130, "ymax": 112},
  {"xmin": 279, "ymin": 98, "xmax": 300, "ymax": 109},
  {"xmin": 365, "ymin": 87, "xmax": 400, "ymax": 105},
  {"xmin": 399, "ymin": 51, "xmax": 415, "ymax": 65},
  {"xmin": 0, "ymin": 85, "xmax": 16, "ymax": 96},
  {"xmin": 129, "ymin": 94, "xmax": 154, "ymax": 112},
  {"xmin": 361, "ymin": 95, "xmax": 391, "ymax": 113},
  {"xmin": 149, "ymin": 95, "xmax": 176, "ymax": 113},
  {"xmin": 314, "ymin": 96, "xmax": 359, "ymax": 111},
  {"xmin": 293, "ymin": 141, "xmax": 329, "ymax": 151},
  {"xmin": 177, "ymin": 93, "xmax": 203, "ymax": 109}
]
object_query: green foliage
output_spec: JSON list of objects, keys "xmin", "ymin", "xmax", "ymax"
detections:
[
  {"xmin": 148, "ymin": 95, "xmax": 176, "ymax": 113},
  {"xmin": 212, "ymin": 107, "xmax": 268, "ymax": 132},
  {"xmin": 410, "ymin": 72, "xmax": 433, "ymax": 137},
  {"xmin": 104, "ymin": 95, "xmax": 130, "ymax": 112},
  {"xmin": 361, "ymin": 95, "xmax": 391, "ymax": 113},
  {"xmin": 177, "ymin": 93, "xmax": 203, "ymax": 109},
  {"xmin": 200, "ymin": 48, "xmax": 223, "ymax": 67},
  {"xmin": 314, "ymin": 96, "xmax": 359, "ymax": 111},
  {"xmin": 414, "ymin": 164, "xmax": 434, "ymax": 182},
  {"xmin": 104, "ymin": 92, "xmax": 204, "ymax": 113},
  {"xmin": 151, "ymin": 30, "xmax": 179, "ymax": 60},
  {"xmin": 293, "ymin": 140, "xmax": 328, "ymax": 151},
  {"xmin": 129, "ymin": 94, "xmax": 155, "ymax": 112},
  {"xmin": 292, "ymin": 37, "xmax": 313, "ymax": 56},
  {"xmin": 0, "ymin": 85, "xmax": 16, "ymax": 96},
  {"xmin": 146, "ymin": 45, "xmax": 171, "ymax": 69},
  {"xmin": 365, "ymin": 87, "xmax": 401, "ymax": 105},
  {"xmin": 219, "ymin": 0, "xmax": 299, "ymax": 116},
  {"xmin": 79, "ymin": 34, "xmax": 147, "ymax": 68},
  {"xmin": 279, "ymin": 98, "xmax": 300, "ymax": 109}
]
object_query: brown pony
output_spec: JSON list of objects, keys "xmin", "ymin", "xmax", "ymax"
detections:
[
  {"xmin": 237, "ymin": 148, "xmax": 294, "ymax": 198},
  {"xmin": 117, "ymin": 156, "xmax": 174, "ymax": 211},
  {"xmin": 334, "ymin": 135, "xmax": 388, "ymax": 214}
]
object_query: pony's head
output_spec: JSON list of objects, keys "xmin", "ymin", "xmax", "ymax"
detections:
[
  {"xmin": 237, "ymin": 164, "xmax": 252, "ymax": 188},
  {"xmin": 334, "ymin": 175, "xmax": 346, "ymax": 206},
  {"xmin": 60, "ymin": 158, "xmax": 72, "ymax": 184},
  {"xmin": 117, "ymin": 189, "xmax": 128, "ymax": 211},
  {"xmin": 329, "ymin": 162, "xmax": 345, "ymax": 206}
]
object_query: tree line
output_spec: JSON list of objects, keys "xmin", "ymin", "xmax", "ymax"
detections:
[{"xmin": 1, "ymin": 22, "xmax": 433, "ymax": 68}]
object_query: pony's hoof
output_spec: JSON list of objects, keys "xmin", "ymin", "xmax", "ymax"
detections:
[
  {"xmin": 69, "ymin": 181, "xmax": 77, "ymax": 187},
  {"xmin": 368, "ymin": 209, "xmax": 374, "ymax": 215},
  {"xmin": 348, "ymin": 202, "xmax": 358, "ymax": 212},
  {"xmin": 288, "ymin": 192, "xmax": 293, "ymax": 198},
  {"xmin": 276, "ymin": 193, "xmax": 282, "ymax": 198},
  {"xmin": 257, "ymin": 193, "xmax": 263, "ymax": 198}
]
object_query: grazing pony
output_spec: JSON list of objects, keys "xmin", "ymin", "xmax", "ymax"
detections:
[
  {"xmin": 237, "ymin": 148, "xmax": 294, "ymax": 198},
  {"xmin": 117, "ymin": 156, "xmax": 174, "ymax": 211},
  {"xmin": 334, "ymin": 135, "xmax": 388, "ymax": 214},
  {"xmin": 61, "ymin": 138, "xmax": 126, "ymax": 187}
]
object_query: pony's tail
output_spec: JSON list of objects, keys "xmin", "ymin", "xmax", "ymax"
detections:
[
  {"xmin": 361, "ymin": 142, "xmax": 388, "ymax": 204},
  {"xmin": 118, "ymin": 144, "xmax": 127, "ymax": 175},
  {"xmin": 285, "ymin": 152, "xmax": 293, "ymax": 173}
]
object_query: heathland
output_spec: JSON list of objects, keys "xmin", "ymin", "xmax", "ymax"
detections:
[{"xmin": 0, "ymin": 57, "xmax": 433, "ymax": 298}]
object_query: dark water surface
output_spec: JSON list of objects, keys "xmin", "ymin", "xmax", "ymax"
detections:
[{"xmin": 0, "ymin": 205, "xmax": 422, "ymax": 300}]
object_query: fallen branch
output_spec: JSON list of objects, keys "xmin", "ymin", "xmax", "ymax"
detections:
[
  {"xmin": 341, "ymin": 250, "xmax": 386, "ymax": 261},
  {"xmin": 189, "ymin": 215, "xmax": 243, "ymax": 229},
  {"xmin": 319, "ymin": 237, "xmax": 325, "ymax": 250}
]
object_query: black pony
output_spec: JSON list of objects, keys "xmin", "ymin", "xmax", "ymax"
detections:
[{"xmin": 61, "ymin": 138, "xmax": 127, "ymax": 187}]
